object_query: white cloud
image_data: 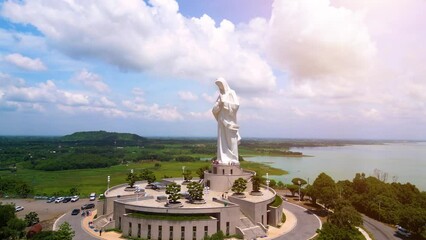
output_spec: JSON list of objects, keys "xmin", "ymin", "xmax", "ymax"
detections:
[
  {"xmin": 178, "ymin": 91, "xmax": 198, "ymax": 101},
  {"xmin": 1, "ymin": 0, "xmax": 276, "ymax": 92},
  {"xmin": 122, "ymin": 97, "xmax": 183, "ymax": 121},
  {"xmin": 72, "ymin": 69, "xmax": 110, "ymax": 93},
  {"xmin": 267, "ymin": 0, "xmax": 376, "ymax": 81},
  {"xmin": 4, "ymin": 53, "xmax": 47, "ymax": 71},
  {"xmin": 201, "ymin": 93, "xmax": 216, "ymax": 103}
]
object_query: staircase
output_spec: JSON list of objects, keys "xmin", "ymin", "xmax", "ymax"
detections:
[
  {"xmin": 93, "ymin": 213, "xmax": 114, "ymax": 229},
  {"xmin": 238, "ymin": 216, "xmax": 267, "ymax": 239}
]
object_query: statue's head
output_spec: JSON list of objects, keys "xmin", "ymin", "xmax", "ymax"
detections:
[{"xmin": 215, "ymin": 77, "xmax": 228, "ymax": 94}]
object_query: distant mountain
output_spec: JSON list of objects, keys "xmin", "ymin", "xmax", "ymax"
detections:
[{"xmin": 61, "ymin": 131, "xmax": 145, "ymax": 142}]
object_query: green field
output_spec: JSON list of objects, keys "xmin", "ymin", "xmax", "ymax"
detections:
[{"xmin": 0, "ymin": 161, "xmax": 287, "ymax": 196}]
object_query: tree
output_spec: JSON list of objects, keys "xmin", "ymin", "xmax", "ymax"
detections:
[
  {"xmin": 287, "ymin": 184, "xmax": 298, "ymax": 196},
  {"xmin": 166, "ymin": 182, "xmax": 181, "ymax": 203},
  {"xmin": 139, "ymin": 169, "xmax": 156, "ymax": 184},
  {"xmin": 269, "ymin": 179, "xmax": 277, "ymax": 188},
  {"xmin": 183, "ymin": 170, "xmax": 193, "ymax": 182},
  {"xmin": 126, "ymin": 172, "xmax": 137, "ymax": 188},
  {"xmin": 312, "ymin": 172, "xmax": 338, "ymax": 208},
  {"xmin": 196, "ymin": 166, "xmax": 209, "ymax": 179},
  {"xmin": 252, "ymin": 175, "xmax": 261, "ymax": 192},
  {"xmin": 276, "ymin": 181, "xmax": 285, "ymax": 190},
  {"xmin": 55, "ymin": 222, "xmax": 75, "ymax": 240},
  {"xmin": 69, "ymin": 187, "xmax": 79, "ymax": 196},
  {"xmin": 317, "ymin": 223, "xmax": 364, "ymax": 240},
  {"xmin": 0, "ymin": 203, "xmax": 26, "ymax": 240},
  {"xmin": 328, "ymin": 200, "xmax": 362, "ymax": 228},
  {"xmin": 232, "ymin": 178, "xmax": 247, "ymax": 194},
  {"xmin": 5, "ymin": 217, "xmax": 26, "ymax": 240},
  {"xmin": 292, "ymin": 177, "xmax": 307, "ymax": 186},
  {"xmin": 187, "ymin": 182, "xmax": 204, "ymax": 201},
  {"xmin": 25, "ymin": 211, "xmax": 40, "ymax": 226}
]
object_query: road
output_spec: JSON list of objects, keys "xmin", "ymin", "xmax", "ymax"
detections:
[
  {"xmin": 363, "ymin": 215, "xmax": 402, "ymax": 240},
  {"xmin": 273, "ymin": 202, "xmax": 322, "ymax": 240},
  {"xmin": 55, "ymin": 209, "xmax": 100, "ymax": 240}
]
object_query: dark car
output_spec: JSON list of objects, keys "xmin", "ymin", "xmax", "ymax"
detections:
[
  {"xmin": 81, "ymin": 203, "xmax": 95, "ymax": 210},
  {"xmin": 71, "ymin": 209, "xmax": 80, "ymax": 215},
  {"xmin": 62, "ymin": 197, "xmax": 72, "ymax": 203},
  {"xmin": 46, "ymin": 197, "xmax": 55, "ymax": 203}
]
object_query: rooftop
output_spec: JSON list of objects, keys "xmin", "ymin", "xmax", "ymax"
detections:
[{"xmin": 105, "ymin": 179, "xmax": 275, "ymax": 209}]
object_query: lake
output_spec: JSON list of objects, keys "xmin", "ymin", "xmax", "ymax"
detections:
[{"xmin": 246, "ymin": 142, "xmax": 426, "ymax": 191}]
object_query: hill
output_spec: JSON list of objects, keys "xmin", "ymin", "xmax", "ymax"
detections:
[{"xmin": 61, "ymin": 130, "xmax": 145, "ymax": 143}]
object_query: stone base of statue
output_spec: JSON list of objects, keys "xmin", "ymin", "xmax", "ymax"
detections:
[{"xmin": 204, "ymin": 164, "xmax": 253, "ymax": 193}]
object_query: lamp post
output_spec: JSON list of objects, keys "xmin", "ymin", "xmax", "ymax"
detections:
[
  {"xmin": 298, "ymin": 180, "xmax": 301, "ymax": 201},
  {"xmin": 107, "ymin": 175, "xmax": 110, "ymax": 192},
  {"xmin": 182, "ymin": 166, "xmax": 186, "ymax": 181},
  {"xmin": 266, "ymin": 173, "xmax": 270, "ymax": 190}
]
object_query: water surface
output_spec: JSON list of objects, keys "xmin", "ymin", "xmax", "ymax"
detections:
[{"xmin": 246, "ymin": 142, "xmax": 426, "ymax": 190}]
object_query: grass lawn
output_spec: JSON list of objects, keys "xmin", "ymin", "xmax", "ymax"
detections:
[{"xmin": 0, "ymin": 161, "xmax": 287, "ymax": 196}]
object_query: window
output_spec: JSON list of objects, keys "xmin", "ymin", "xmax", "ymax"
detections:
[
  {"xmin": 118, "ymin": 217, "xmax": 121, "ymax": 230},
  {"xmin": 204, "ymin": 226, "xmax": 208, "ymax": 237},
  {"xmin": 158, "ymin": 226, "xmax": 162, "ymax": 240},
  {"xmin": 138, "ymin": 224, "xmax": 141, "ymax": 238},
  {"xmin": 262, "ymin": 215, "xmax": 264, "ymax": 224},
  {"xmin": 230, "ymin": 169, "xmax": 233, "ymax": 175},
  {"xmin": 128, "ymin": 222, "xmax": 132, "ymax": 237},
  {"xmin": 222, "ymin": 169, "xmax": 225, "ymax": 175},
  {"xmin": 181, "ymin": 226, "xmax": 185, "ymax": 240},
  {"xmin": 226, "ymin": 222, "xmax": 230, "ymax": 236},
  {"xmin": 147, "ymin": 225, "xmax": 151, "ymax": 240},
  {"xmin": 169, "ymin": 226, "xmax": 173, "ymax": 240},
  {"xmin": 192, "ymin": 226, "xmax": 197, "ymax": 240}
]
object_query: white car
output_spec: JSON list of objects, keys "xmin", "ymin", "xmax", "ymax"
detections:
[
  {"xmin": 396, "ymin": 225, "xmax": 411, "ymax": 237},
  {"xmin": 55, "ymin": 197, "xmax": 64, "ymax": 203},
  {"xmin": 15, "ymin": 206, "xmax": 24, "ymax": 212},
  {"xmin": 89, "ymin": 193, "xmax": 96, "ymax": 201},
  {"xmin": 71, "ymin": 195, "xmax": 79, "ymax": 202}
]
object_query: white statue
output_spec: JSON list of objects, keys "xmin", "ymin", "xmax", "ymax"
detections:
[{"xmin": 212, "ymin": 77, "xmax": 241, "ymax": 165}]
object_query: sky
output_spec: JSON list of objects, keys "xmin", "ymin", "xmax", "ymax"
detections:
[{"xmin": 0, "ymin": 0, "xmax": 426, "ymax": 140}]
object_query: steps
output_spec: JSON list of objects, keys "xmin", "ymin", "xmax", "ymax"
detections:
[
  {"xmin": 238, "ymin": 216, "xmax": 267, "ymax": 239},
  {"xmin": 93, "ymin": 213, "xmax": 113, "ymax": 229}
]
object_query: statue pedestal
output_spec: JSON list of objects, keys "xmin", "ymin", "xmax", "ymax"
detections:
[{"xmin": 204, "ymin": 164, "xmax": 253, "ymax": 193}]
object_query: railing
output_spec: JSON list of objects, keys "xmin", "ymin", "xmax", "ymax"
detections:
[{"xmin": 257, "ymin": 222, "xmax": 268, "ymax": 233}]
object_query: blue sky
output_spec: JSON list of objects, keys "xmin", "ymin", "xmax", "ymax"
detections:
[{"xmin": 1, "ymin": 0, "xmax": 426, "ymax": 139}]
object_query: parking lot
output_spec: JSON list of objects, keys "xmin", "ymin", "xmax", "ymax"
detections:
[{"xmin": 1, "ymin": 197, "xmax": 95, "ymax": 230}]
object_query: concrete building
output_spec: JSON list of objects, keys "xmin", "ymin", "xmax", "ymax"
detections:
[{"xmin": 94, "ymin": 164, "xmax": 284, "ymax": 240}]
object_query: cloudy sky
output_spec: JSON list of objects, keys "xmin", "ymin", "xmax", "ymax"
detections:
[{"xmin": 1, "ymin": 0, "xmax": 426, "ymax": 140}]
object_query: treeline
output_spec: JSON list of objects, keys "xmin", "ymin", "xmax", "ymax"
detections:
[
  {"xmin": 342, "ymin": 173, "xmax": 426, "ymax": 236},
  {"xmin": 287, "ymin": 172, "xmax": 426, "ymax": 238},
  {"xmin": 0, "ymin": 176, "xmax": 33, "ymax": 197}
]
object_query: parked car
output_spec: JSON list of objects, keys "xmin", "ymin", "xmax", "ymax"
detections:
[
  {"xmin": 89, "ymin": 193, "xmax": 96, "ymax": 201},
  {"xmin": 62, "ymin": 197, "xmax": 72, "ymax": 203},
  {"xmin": 81, "ymin": 203, "xmax": 95, "ymax": 210},
  {"xmin": 71, "ymin": 195, "xmax": 79, "ymax": 202},
  {"xmin": 15, "ymin": 205, "xmax": 24, "ymax": 212},
  {"xmin": 71, "ymin": 209, "xmax": 80, "ymax": 215},
  {"xmin": 396, "ymin": 225, "xmax": 411, "ymax": 237},
  {"xmin": 46, "ymin": 197, "xmax": 56, "ymax": 203},
  {"xmin": 55, "ymin": 197, "xmax": 64, "ymax": 203}
]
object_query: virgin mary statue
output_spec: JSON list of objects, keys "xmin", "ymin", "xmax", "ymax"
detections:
[{"xmin": 212, "ymin": 77, "xmax": 241, "ymax": 165}]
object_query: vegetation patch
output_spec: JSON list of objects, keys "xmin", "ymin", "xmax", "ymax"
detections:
[
  {"xmin": 270, "ymin": 195, "xmax": 283, "ymax": 207},
  {"xmin": 128, "ymin": 212, "xmax": 211, "ymax": 221}
]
